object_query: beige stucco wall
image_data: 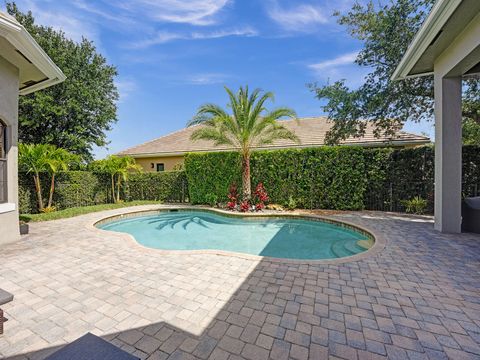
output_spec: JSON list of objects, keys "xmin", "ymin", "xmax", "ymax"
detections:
[
  {"xmin": 0, "ymin": 55, "xmax": 20, "ymax": 245},
  {"xmin": 134, "ymin": 156, "xmax": 184, "ymax": 172}
]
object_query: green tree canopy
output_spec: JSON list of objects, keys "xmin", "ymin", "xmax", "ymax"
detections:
[
  {"xmin": 310, "ymin": 0, "xmax": 480, "ymax": 144},
  {"xmin": 7, "ymin": 2, "xmax": 119, "ymax": 160}
]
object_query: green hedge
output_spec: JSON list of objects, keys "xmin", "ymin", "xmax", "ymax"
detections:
[
  {"xmin": 184, "ymin": 145, "xmax": 480, "ymax": 213},
  {"xmin": 124, "ymin": 172, "xmax": 188, "ymax": 202},
  {"xmin": 19, "ymin": 171, "xmax": 188, "ymax": 214},
  {"xmin": 186, "ymin": 147, "xmax": 367, "ymax": 210}
]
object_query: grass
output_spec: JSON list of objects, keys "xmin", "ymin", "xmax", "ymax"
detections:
[{"xmin": 20, "ymin": 201, "xmax": 163, "ymax": 223}]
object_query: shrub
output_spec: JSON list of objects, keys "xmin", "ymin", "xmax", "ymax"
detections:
[
  {"xmin": 205, "ymin": 193, "xmax": 218, "ymax": 207},
  {"xmin": 19, "ymin": 170, "xmax": 188, "ymax": 213},
  {"xmin": 402, "ymin": 196, "xmax": 428, "ymax": 214}
]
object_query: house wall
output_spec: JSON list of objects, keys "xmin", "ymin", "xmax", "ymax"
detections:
[
  {"xmin": 0, "ymin": 55, "xmax": 20, "ymax": 245},
  {"xmin": 134, "ymin": 155, "xmax": 185, "ymax": 172}
]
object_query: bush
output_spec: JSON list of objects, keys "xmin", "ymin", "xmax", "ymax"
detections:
[
  {"xmin": 19, "ymin": 170, "xmax": 188, "ymax": 214},
  {"xmin": 184, "ymin": 145, "xmax": 480, "ymax": 213},
  {"xmin": 402, "ymin": 196, "xmax": 428, "ymax": 215}
]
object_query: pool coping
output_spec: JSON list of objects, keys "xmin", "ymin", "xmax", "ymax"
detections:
[{"xmin": 88, "ymin": 205, "xmax": 386, "ymax": 265}]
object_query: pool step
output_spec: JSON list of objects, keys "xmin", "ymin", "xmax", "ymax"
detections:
[{"xmin": 331, "ymin": 240, "xmax": 362, "ymax": 258}]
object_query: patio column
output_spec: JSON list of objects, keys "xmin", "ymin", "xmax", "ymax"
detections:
[{"xmin": 433, "ymin": 75, "xmax": 462, "ymax": 233}]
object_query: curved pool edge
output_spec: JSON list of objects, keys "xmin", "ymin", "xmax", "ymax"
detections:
[{"xmin": 88, "ymin": 205, "xmax": 386, "ymax": 265}]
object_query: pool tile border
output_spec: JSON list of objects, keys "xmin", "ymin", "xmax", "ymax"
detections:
[{"xmin": 89, "ymin": 205, "xmax": 386, "ymax": 265}]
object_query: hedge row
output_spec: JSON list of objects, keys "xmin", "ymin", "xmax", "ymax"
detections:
[
  {"xmin": 185, "ymin": 145, "xmax": 480, "ymax": 212},
  {"xmin": 19, "ymin": 145, "xmax": 480, "ymax": 214},
  {"xmin": 19, "ymin": 171, "xmax": 188, "ymax": 214}
]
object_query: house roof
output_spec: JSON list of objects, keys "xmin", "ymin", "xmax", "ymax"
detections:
[
  {"xmin": 0, "ymin": 11, "xmax": 66, "ymax": 95},
  {"xmin": 118, "ymin": 117, "xmax": 430, "ymax": 158},
  {"xmin": 392, "ymin": 0, "xmax": 480, "ymax": 80}
]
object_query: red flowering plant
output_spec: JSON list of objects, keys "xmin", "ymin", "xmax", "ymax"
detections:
[
  {"xmin": 254, "ymin": 182, "xmax": 269, "ymax": 211},
  {"xmin": 240, "ymin": 199, "xmax": 250, "ymax": 212},
  {"xmin": 227, "ymin": 183, "xmax": 238, "ymax": 210}
]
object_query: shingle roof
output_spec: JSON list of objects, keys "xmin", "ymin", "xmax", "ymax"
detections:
[{"xmin": 118, "ymin": 117, "xmax": 430, "ymax": 157}]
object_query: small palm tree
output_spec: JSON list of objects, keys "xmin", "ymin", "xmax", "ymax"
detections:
[
  {"xmin": 188, "ymin": 86, "xmax": 299, "ymax": 199},
  {"xmin": 19, "ymin": 144, "xmax": 77, "ymax": 212},
  {"xmin": 45, "ymin": 148, "xmax": 78, "ymax": 209},
  {"xmin": 18, "ymin": 143, "xmax": 51, "ymax": 211},
  {"xmin": 97, "ymin": 156, "xmax": 142, "ymax": 203}
]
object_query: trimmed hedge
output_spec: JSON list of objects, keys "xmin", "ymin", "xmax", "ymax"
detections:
[
  {"xmin": 124, "ymin": 172, "xmax": 188, "ymax": 202},
  {"xmin": 19, "ymin": 171, "xmax": 188, "ymax": 214},
  {"xmin": 19, "ymin": 145, "xmax": 480, "ymax": 214},
  {"xmin": 184, "ymin": 145, "xmax": 480, "ymax": 213},
  {"xmin": 186, "ymin": 147, "xmax": 367, "ymax": 210}
]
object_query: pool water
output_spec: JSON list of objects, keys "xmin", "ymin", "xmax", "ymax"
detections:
[{"xmin": 98, "ymin": 210, "xmax": 372, "ymax": 260}]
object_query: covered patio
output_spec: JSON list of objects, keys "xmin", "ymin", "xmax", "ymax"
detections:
[{"xmin": 393, "ymin": 0, "xmax": 480, "ymax": 233}]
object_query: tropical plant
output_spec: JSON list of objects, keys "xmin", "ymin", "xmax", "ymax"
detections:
[
  {"xmin": 18, "ymin": 143, "xmax": 76, "ymax": 212},
  {"xmin": 402, "ymin": 196, "xmax": 428, "ymax": 215},
  {"xmin": 45, "ymin": 148, "xmax": 79, "ymax": 210},
  {"xmin": 227, "ymin": 183, "xmax": 239, "ymax": 210},
  {"xmin": 253, "ymin": 182, "xmax": 269, "ymax": 211},
  {"xmin": 188, "ymin": 86, "xmax": 298, "ymax": 200},
  {"xmin": 93, "ymin": 156, "xmax": 142, "ymax": 203},
  {"xmin": 18, "ymin": 143, "xmax": 52, "ymax": 211}
]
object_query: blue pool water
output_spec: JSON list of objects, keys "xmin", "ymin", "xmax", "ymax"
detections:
[{"xmin": 98, "ymin": 210, "xmax": 372, "ymax": 260}]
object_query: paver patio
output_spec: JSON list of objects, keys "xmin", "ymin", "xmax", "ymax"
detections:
[{"xmin": 1, "ymin": 205, "xmax": 480, "ymax": 359}]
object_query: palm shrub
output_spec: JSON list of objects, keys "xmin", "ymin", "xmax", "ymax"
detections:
[
  {"xmin": 91, "ymin": 156, "xmax": 142, "ymax": 203},
  {"xmin": 45, "ymin": 148, "xmax": 79, "ymax": 209},
  {"xmin": 188, "ymin": 86, "xmax": 299, "ymax": 200},
  {"xmin": 18, "ymin": 143, "xmax": 77, "ymax": 212}
]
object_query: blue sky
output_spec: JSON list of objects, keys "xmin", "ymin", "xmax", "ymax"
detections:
[{"xmin": 7, "ymin": 0, "xmax": 434, "ymax": 158}]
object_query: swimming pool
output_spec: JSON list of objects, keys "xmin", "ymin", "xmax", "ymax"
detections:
[{"xmin": 97, "ymin": 210, "xmax": 373, "ymax": 260}]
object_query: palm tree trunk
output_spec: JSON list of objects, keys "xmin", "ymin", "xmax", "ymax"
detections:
[
  {"xmin": 242, "ymin": 154, "xmax": 251, "ymax": 200},
  {"xmin": 33, "ymin": 173, "xmax": 44, "ymax": 211},
  {"xmin": 111, "ymin": 175, "xmax": 116, "ymax": 203},
  {"xmin": 116, "ymin": 179, "xmax": 121, "ymax": 203},
  {"xmin": 47, "ymin": 173, "xmax": 55, "ymax": 208}
]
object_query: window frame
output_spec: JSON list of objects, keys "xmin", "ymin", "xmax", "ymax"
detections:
[{"xmin": 156, "ymin": 163, "xmax": 165, "ymax": 172}]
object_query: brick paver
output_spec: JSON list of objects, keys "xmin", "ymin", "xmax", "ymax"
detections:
[{"xmin": 0, "ymin": 205, "xmax": 479, "ymax": 360}]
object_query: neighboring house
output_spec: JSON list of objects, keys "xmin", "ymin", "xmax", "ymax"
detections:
[
  {"xmin": 0, "ymin": 12, "xmax": 65, "ymax": 244},
  {"xmin": 118, "ymin": 117, "xmax": 430, "ymax": 172}
]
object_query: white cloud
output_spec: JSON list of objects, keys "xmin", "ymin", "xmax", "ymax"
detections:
[
  {"xmin": 267, "ymin": 1, "xmax": 328, "ymax": 32},
  {"xmin": 308, "ymin": 51, "xmax": 368, "ymax": 88},
  {"xmin": 115, "ymin": 78, "xmax": 137, "ymax": 102},
  {"xmin": 131, "ymin": 26, "xmax": 258, "ymax": 48},
  {"xmin": 309, "ymin": 52, "xmax": 358, "ymax": 71},
  {"xmin": 113, "ymin": 0, "xmax": 231, "ymax": 26},
  {"xmin": 187, "ymin": 73, "xmax": 229, "ymax": 85}
]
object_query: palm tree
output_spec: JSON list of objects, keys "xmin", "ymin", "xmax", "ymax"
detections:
[
  {"xmin": 18, "ymin": 143, "xmax": 53, "ymax": 211},
  {"xmin": 45, "ymin": 148, "xmax": 78, "ymax": 209},
  {"xmin": 98, "ymin": 156, "xmax": 142, "ymax": 203},
  {"xmin": 19, "ymin": 144, "xmax": 77, "ymax": 212},
  {"xmin": 188, "ymin": 86, "xmax": 299, "ymax": 200}
]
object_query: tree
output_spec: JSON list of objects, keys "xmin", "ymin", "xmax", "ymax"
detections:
[
  {"xmin": 7, "ymin": 2, "xmax": 118, "ymax": 161},
  {"xmin": 18, "ymin": 144, "xmax": 51, "ymax": 211},
  {"xmin": 91, "ymin": 156, "xmax": 141, "ymax": 203},
  {"xmin": 18, "ymin": 144, "xmax": 77, "ymax": 212},
  {"xmin": 188, "ymin": 86, "xmax": 299, "ymax": 200},
  {"xmin": 45, "ymin": 148, "xmax": 79, "ymax": 209},
  {"xmin": 309, "ymin": 0, "xmax": 479, "ymax": 144}
]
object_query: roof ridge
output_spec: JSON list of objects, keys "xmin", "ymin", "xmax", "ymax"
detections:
[
  {"xmin": 118, "ymin": 123, "xmax": 201, "ymax": 154},
  {"xmin": 117, "ymin": 116, "xmax": 329, "ymax": 155}
]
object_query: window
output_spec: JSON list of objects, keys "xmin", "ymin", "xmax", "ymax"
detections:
[
  {"xmin": 156, "ymin": 163, "xmax": 165, "ymax": 172},
  {"xmin": 0, "ymin": 121, "xmax": 7, "ymax": 204}
]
